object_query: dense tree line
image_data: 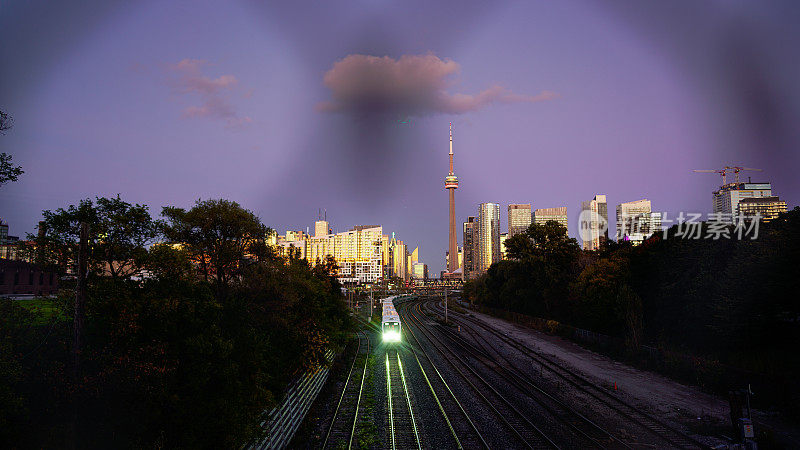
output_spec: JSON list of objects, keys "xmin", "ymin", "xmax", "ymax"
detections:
[
  {"xmin": 1, "ymin": 197, "xmax": 352, "ymax": 447},
  {"xmin": 464, "ymin": 210, "xmax": 800, "ymax": 414}
]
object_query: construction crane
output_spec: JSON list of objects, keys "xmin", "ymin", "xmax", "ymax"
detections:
[{"xmin": 693, "ymin": 166, "xmax": 763, "ymax": 185}]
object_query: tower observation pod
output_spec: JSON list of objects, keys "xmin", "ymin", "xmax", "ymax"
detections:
[{"xmin": 445, "ymin": 123, "xmax": 459, "ymax": 274}]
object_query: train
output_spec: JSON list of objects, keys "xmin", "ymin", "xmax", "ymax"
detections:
[{"xmin": 381, "ymin": 297, "xmax": 402, "ymax": 343}]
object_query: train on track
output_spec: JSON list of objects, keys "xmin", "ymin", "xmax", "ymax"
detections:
[{"xmin": 381, "ymin": 297, "xmax": 402, "ymax": 343}]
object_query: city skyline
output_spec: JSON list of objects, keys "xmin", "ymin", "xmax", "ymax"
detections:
[
  {"xmin": 2, "ymin": 1, "xmax": 799, "ymax": 274},
  {"xmin": 2, "ymin": 4, "xmax": 799, "ymax": 448}
]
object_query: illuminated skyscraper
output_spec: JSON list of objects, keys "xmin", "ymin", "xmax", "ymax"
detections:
[
  {"xmin": 314, "ymin": 220, "xmax": 330, "ymax": 237},
  {"xmin": 508, "ymin": 204, "xmax": 531, "ymax": 237},
  {"xmin": 444, "ymin": 123, "xmax": 460, "ymax": 274},
  {"xmin": 476, "ymin": 203, "xmax": 500, "ymax": 274},
  {"xmin": 462, "ymin": 216, "xmax": 476, "ymax": 280},
  {"xmin": 412, "ymin": 262, "xmax": 428, "ymax": 280},
  {"xmin": 392, "ymin": 240, "xmax": 408, "ymax": 282},
  {"xmin": 580, "ymin": 195, "xmax": 608, "ymax": 251}
]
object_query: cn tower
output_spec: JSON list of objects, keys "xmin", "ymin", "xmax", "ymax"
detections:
[{"xmin": 445, "ymin": 122, "xmax": 459, "ymax": 273}]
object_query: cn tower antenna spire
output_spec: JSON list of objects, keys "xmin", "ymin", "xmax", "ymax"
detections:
[
  {"xmin": 449, "ymin": 122, "xmax": 453, "ymax": 154},
  {"xmin": 448, "ymin": 122, "xmax": 454, "ymax": 174}
]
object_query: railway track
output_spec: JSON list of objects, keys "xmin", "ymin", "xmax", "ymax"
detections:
[
  {"xmin": 322, "ymin": 330, "xmax": 371, "ymax": 450},
  {"xmin": 416, "ymin": 302, "xmax": 629, "ymax": 449},
  {"xmin": 385, "ymin": 350, "xmax": 421, "ymax": 450},
  {"xmin": 400, "ymin": 302, "xmax": 560, "ymax": 449},
  {"xmin": 399, "ymin": 303, "xmax": 490, "ymax": 449},
  {"xmin": 424, "ymin": 299, "xmax": 711, "ymax": 449}
]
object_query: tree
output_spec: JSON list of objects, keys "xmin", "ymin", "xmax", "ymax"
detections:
[
  {"xmin": 0, "ymin": 110, "xmax": 11, "ymax": 134},
  {"xmin": 0, "ymin": 153, "xmax": 23, "ymax": 187},
  {"xmin": 0, "ymin": 110, "xmax": 23, "ymax": 187},
  {"xmin": 161, "ymin": 199, "xmax": 271, "ymax": 299},
  {"xmin": 1, "ymin": 195, "xmax": 354, "ymax": 447},
  {"xmin": 504, "ymin": 220, "xmax": 580, "ymax": 262},
  {"xmin": 30, "ymin": 195, "xmax": 160, "ymax": 278}
]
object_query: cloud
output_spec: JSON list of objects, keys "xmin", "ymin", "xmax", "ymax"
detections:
[
  {"xmin": 316, "ymin": 54, "xmax": 558, "ymax": 116},
  {"xmin": 167, "ymin": 58, "xmax": 251, "ymax": 127}
]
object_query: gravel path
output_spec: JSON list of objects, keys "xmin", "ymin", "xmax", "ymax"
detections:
[{"xmin": 453, "ymin": 301, "xmax": 800, "ymax": 447}]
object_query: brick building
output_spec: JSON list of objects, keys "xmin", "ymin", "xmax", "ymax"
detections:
[{"xmin": 0, "ymin": 259, "xmax": 59, "ymax": 296}]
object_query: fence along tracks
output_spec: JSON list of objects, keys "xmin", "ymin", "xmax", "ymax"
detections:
[
  {"xmin": 322, "ymin": 330, "xmax": 371, "ymax": 449},
  {"xmin": 426, "ymin": 299, "xmax": 710, "ymax": 449},
  {"xmin": 386, "ymin": 350, "xmax": 421, "ymax": 450}
]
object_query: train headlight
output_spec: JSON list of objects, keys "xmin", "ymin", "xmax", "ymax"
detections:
[{"xmin": 383, "ymin": 330, "xmax": 400, "ymax": 342}]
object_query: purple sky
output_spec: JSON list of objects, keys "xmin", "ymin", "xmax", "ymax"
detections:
[{"xmin": 2, "ymin": 0, "xmax": 799, "ymax": 273}]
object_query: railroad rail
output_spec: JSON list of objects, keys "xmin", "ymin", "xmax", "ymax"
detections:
[
  {"xmin": 420, "ymin": 302, "xmax": 628, "ymax": 449},
  {"xmin": 385, "ymin": 350, "xmax": 421, "ymax": 450},
  {"xmin": 400, "ymin": 302, "xmax": 560, "ymax": 449},
  {"xmin": 424, "ymin": 299, "xmax": 711, "ymax": 449},
  {"xmin": 322, "ymin": 330, "xmax": 371, "ymax": 449},
  {"xmin": 398, "ymin": 300, "xmax": 490, "ymax": 449}
]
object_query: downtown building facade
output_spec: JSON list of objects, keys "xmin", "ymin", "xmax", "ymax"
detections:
[
  {"xmin": 581, "ymin": 194, "xmax": 609, "ymax": 251},
  {"xmin": 475, "ymin": 203, "xmax": 501, "ymax": 274},
  {"xmin": 712, "ymin": 182, "xmax": 788, "ymax": 223},
  {"xmin": 533, "ymin": 207, "xmax": 569, "ymax": 233},
  {"xmin": 462, "ymin": 216, "xmax": 477, "ymax": 280},
  {"xmin": 712, "ymin": 183, "xmax": 773, "ymax": 218},
  {"xmin": 412, "ymin": 262, "xmax": 428, "ymax": 280},
  {"xmin": 737, "ymin": 196, "xmax": 787, "ymax": 222},
  {"xmin": 306, "ymin": 224, "xmax": 384, "ymax": 284},
  {"xmin": 615, "ymin": 199, "xmax": 662, "ymax": 245},
  {"xmin": 271, "ymin": 219, "xmax": 422, "ymax": 284},
  {"xmin": 508, "ymin": 204, "xmax": 532, "ymax": 237},
  {"xmin": 499, "ymin": 232, "xmax": 508, "ymax": 260}
]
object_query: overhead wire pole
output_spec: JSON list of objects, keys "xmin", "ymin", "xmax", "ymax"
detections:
[{"xmin": 72, "ymin": 221, "xmax": 89, "ymax": 448}]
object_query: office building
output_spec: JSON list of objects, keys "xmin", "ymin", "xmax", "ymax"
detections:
[
  {"xmin": 266, "ymin": 229, "xmax": 278, "ymax": 246},
  {"xmin": 305, "ymin": 224, "xmax": 384, "ymax": 284},
  {"xmin": 713, "ymin": 183, "xmax": 773, "ymax": 218},
  {"xmin": 462, "ymin": 217, "xmax": 476, "ymax": 280},
  {"xmin": 508, "ymin": 204, "xmax": 532, "ymax": 237},
  {"xmin": 581, "ymin": 194, "xmax": 608, "ymax": 251},
  {"xmin": 616, "ymin": 199, "xmax": 661, "ymax": 245},
  {"xmin": 412, "ymin": 262, "xmax": 428, "ymax": 280},
  {"xmin": 737, "ymin": 196, "xmax": 787, "ymax": 222},
  {"xmin": 476, "ymin": 203, "xmax": 501, "ymax": 274},
  {"xmin": 533, "ymin": 207, "xmax": 569, "ymax": 233},
  {"xmin": 499, "ymin": 232, "xmax": 508, "ymax": 260},
  {"xmin": 276, "ymin": 239, "xmax": 307, "ymax": 259},
  {"xmin": 392, "ymin": 239, "xmax": 408, "ymax": 282},
  {"xmin": 0, "ymin": 220, "xmax": 8, "ymax": 244},
  {"xmin": 285, "ymin": 230, "xmax": 306, "ymax": 242},
  {"xmin": 314, "ymin": 219, "xmax": 331, "ymax": 237}
]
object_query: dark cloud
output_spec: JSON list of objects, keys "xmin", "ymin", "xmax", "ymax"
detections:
[
  {"xmin": 316, "ymin": 53, "xmax": 557, "ymax": 116},
  {"xmin": 168, "ymin": 59, "xmax": 251, "ymax": 127}
]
